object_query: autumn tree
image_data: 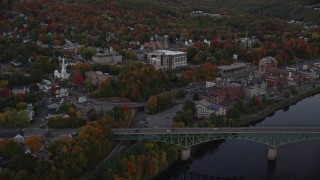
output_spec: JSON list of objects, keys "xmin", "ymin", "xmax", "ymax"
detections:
[
  {"xmin": 24, "ymin": 136, "xmax": 42, "ymax": 153},
  {"xmin": 72, "ymin": 71, "xmax": 84, "ymax": 87}
]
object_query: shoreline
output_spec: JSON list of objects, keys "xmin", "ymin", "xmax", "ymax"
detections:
[
  {"xmin": 238, "ymin": 86, "xmax": 320, "ymax": 126},
  {"xmin": 151, "ymin": 85, "xmax": 320, "ymax": 179}
]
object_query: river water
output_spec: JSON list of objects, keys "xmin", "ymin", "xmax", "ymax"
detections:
[{"xmin": 156, "ymin": 94, "xmax": 320, "ymax": 180}]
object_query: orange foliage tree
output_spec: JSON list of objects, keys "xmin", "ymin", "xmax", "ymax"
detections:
[{"xmin": 24, "ymin": 136, "xmax": 42, "ymax": 153}]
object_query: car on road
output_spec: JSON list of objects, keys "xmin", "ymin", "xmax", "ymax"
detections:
[
  {"xmin": 166, "ymin": 129, "xmax": 171, "ymax": 132},
  {"xmin": 153, "ymin": 125, "xmax": 159, "ymax": 128},
  {"xmin": 134, "ymin": 129, "xmax": 139, "ymax": 133}
]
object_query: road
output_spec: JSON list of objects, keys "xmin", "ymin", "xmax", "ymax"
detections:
[{"xmin": 113, "ymin": 127, "xmax": 320, "ymax": 134}]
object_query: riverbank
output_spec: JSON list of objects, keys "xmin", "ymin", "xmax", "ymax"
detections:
[{"xmin": 238, "ymin": 86, "xmax": 320, "ymax": 126}]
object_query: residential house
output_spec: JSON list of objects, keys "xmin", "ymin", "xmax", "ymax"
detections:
[
  {"xmin": 11, "ymin": 86, "xmax": 29, "ymax": 94},
  {"xmin": 239, "ymin": 36, "xmax": 259, "ymax": 49},
  {"xmin": 46, "ymin": 109, "xmax": 69, "ymax": 120},
  {"xmin": 195, "ymin": 99, "xmax": 226, "ymax": 118},
  {"xmin": 47, "ymin": 98, "xmax": 64, "ymax": 111},
  {"xmin": 14, "ymin": 134, "xmax": 25, "ymax": 144},
  {"xmin": 78, "ymin": 96, "xmax": 87, "ymax": 103},
  {"xmin": 37, "ymin": 79, "xmax": 52, "ymax": 93},
  {"xmin": 146, "ymin": 50, "xmax": 187, "ymax": 69},
  {"xmin": 55, "ymin": 87, "xmax": 68, "ymax": 98}
]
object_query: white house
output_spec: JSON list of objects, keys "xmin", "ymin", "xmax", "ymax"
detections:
[
  {"xmin": 55, "ymin": 87, "xmax": 68, "ymax": 98},
  {"xmin": 14, "ymin": 134, "xmax": 24, "ymax": 144},
  {"xmin": 11, "ymin": 86, "xmax": 29, "ymax": 94},
  {"xmin": 195, "ymin": 99, "xmax": 226, "ymax": 118},
  {"xmin": 78, "ymin": 96, "xmax": 87, "ymax": 103}
]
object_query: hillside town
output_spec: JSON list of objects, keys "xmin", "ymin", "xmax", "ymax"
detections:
[{"xmin": 0, "ymin": 0, "xmax": 320, "ymax": 179}]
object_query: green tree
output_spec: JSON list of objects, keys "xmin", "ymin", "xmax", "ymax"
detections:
[
  {"xmin": 16, "ymin": 102, "xmax": 28, "ymax": 110},
  {"xmin": 192, "ymin": 93, "xmax": 200, "ymax": 101},
  {"xmin": 9, "ymin": 153, "xmax": 37, "ymax": 173},
  {"xmin": 183, "ymin": 100, "xmax": 196, "ymax": 116},
  {"xmin": 0, "ymin": 140, "xmax": 24, "ymax": 159},
  {"xmin": 0, "ymin": 168, "xmax": 16, "ymax": 179},
  {"xmin": 210, "ymin": 114, "xmax": 225, "ymax": 127}
]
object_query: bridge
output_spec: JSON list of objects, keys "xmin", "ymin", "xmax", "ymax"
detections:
[{"xmin": 112, "ymin": 127, "xmax": 320, "ymax": 161}]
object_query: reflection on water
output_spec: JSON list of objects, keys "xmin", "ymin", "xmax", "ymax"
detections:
[{"xmin": 155, "ymin": 94, "xmax": 320, "ymax": 180}]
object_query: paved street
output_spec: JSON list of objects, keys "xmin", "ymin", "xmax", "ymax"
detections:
[{"xmin": 146, "ymin": 104, "xmax": 183, "ymax": 128}]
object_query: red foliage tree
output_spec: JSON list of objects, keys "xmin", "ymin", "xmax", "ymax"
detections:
[
  {"xmin": 72, "ymin": 71, "xmax": 84, "ymax": 87},
  {"xmin": 122, "ymin": 105, "xmax": 129, "ymax": 112},
  {"xmin": 50, "ymin": 84, "xmax": 56, "ymax": 95}
]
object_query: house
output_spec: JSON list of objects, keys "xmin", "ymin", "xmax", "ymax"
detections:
[
  {"xmin": 78, "ymin": 96, "xmax": 87, "ymax": 103},
  {"xmin": 92, "ymin": 48, "xmax": 122, "ymax": 65},
  {"xmin": 85, "ymin": 71, "xmax": 113, "ymax": 85},
  {"xmin": 37, "ymin": 79, "xmax": 52, "ymax": 93},
  {"xmin": 55, "ymin": 87, "xmax": 68, "ymax": 98},
  {"xmin": 26, "ymin": 104, "xmax": 35, "ymax": 122},
  {"xmin": 203, "ymin": 39, "xmax": 211, "ymax": 46},
  {"xmin": 47, "ymin": 98, "xmax": 64, "ymax": 111},
  {"xmin": 239, "ymin": 36, "xmax": 259, "ymax": 49},
  {"xmin": 146, "ymin": 50, "xmax": 187, "ymax": 69},
  {"xmin": 46, "ymin": 109, "xmax": 69, "ymax": 120},
  {"xmin": 195, "ymin": 99, "xmax": 226, "ymax": 118},
  {"xmin": 11, "ymin": 86, "xmax": 29, "ymax": 94},
  {"xmin": 10, "ymin": 60, "xmax": 21, "ymax": 67},
  {"xmin": 14, "ymin": 134, "xmax": 25, "ymax": 144}
]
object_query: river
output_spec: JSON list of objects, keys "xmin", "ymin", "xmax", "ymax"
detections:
[{"xmin": 156, "ymin": 94, "xmax": 320, "ymax": 180}]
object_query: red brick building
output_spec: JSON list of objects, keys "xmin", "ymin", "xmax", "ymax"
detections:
[{"xmin": 204, "ymin": 82, "xmax": 244, "ymax": 105}]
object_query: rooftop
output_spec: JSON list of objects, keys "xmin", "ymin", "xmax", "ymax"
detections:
[
  {"xmin": 196, "ymin": 99, "xmax": 223, "ymax": 110},
  {"xmin": 218, "ymin": 62, "xmax": 247, "ymax": 71},
  {"xmin": 152, "ymin": 50, "xmax": 186, "ymax": 56}
]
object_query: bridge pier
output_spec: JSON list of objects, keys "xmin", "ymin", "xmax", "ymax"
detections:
[
  {"xmin": 181, "ymin": 147, "xmax": 191, "ymax": 161},
  {"xmin": 268, "ymin": 146, "xmax": 277, "ymax": 161}
]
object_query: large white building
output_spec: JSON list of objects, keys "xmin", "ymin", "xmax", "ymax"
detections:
[
  {"xmin": 244, "ymin": 74, "xmax": 267, "ymax": 99},
  {"xmin": 147, "ymin": 50, "xmax": 187, "ymax": 69},
  {"xmin": 195, "ymin": 99, "xmax": 226, "ymax": 118},
  {"xmin": 54, "ymin": 57, "xmax": 70, "ymax": 80},
  {"xmin": 92, "ymin": 48, "xmax": 122, "ymax": 65}
]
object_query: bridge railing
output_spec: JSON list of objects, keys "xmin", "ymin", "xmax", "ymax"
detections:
[{"xmin": 112, "ymin": 127, "xmax": 320, "ymax": 135}]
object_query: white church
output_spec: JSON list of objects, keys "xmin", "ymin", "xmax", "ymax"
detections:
[{"xmin": 54, "ymin": 57, "xmax": 70, "ymax": 80}]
